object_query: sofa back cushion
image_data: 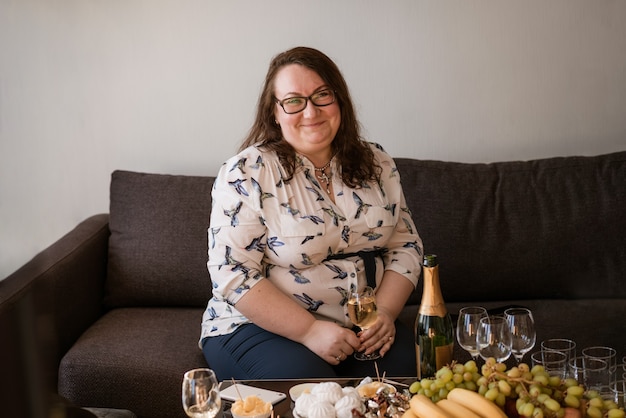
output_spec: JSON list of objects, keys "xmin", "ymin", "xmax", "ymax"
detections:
[
  {"xmin": 397, "ymin": 151, "xmax": 626, "ymax": 304},
  {"xmin": 105, "ymin": 170, "xmax": 214, "ymax": 308},
  {"xmin": 104, "ymin": 151, "xmax": 626, "ymax": 308}
]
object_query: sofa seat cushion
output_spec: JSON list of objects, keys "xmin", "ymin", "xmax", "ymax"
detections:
[
  {"xmin": 398, "ymin": 299, "xmax": 626, "ymax": 363},
  {"xmin": 58, "ymin": 308, "xmax": 207, "ymax": 418}
]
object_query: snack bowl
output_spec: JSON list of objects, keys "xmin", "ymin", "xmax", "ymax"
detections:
[
  {"xmin": 356, "ymin": 380, "xmax": 396, "ymax": 398},
  {"xmin": 230, "ymin": 409, "xmax": 272, "ymax": 418},
  {"xmin": 289, "ymin": 382, "xmax": 317, "ymax": 401},
  {"xmin": 230, "ymin": 395, "xmax": 273, "ymax": 418}
]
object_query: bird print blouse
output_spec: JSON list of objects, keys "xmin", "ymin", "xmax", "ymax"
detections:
[{"xmin": 201, "ymin": 142, "xmax": 423, "ymax": 342}]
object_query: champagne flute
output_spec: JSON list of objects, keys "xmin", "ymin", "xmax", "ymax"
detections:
[
  {"xmin": 347, "ymin": 286, "xmax": 380, "ymax": 361},
  {"xmin": 456, "ymin": 306, "xmax": 488, "ymax": 361},
  {"xmin": 182, "ymin": 368, "xmax": 221, "ymax": 418},
  {"xmin": 477, "ymin": 315, "xmax": 512, "ymax": 363},
  {"xmin": 504, "ymin": 307, "xmax": 536, "ymax": 364}
]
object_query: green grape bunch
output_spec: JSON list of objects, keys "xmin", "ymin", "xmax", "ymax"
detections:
[{"xmin": 408, "ymin": 358, "xmax": 625, "ymax": 418}]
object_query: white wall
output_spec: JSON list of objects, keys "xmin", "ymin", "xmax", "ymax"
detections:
[{"xmin": 1, "ymin": 0, "xmax": 625, "ymax": 280}]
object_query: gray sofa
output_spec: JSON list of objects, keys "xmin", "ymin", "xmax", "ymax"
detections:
[{"xmin": 1, "ymin": 151, "xmax": 625, "ymax": 418}]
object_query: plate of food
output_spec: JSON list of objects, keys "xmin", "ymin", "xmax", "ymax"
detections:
[{"xmin": 290, "ymin": 379, "xmax": 409, "ymax": 418}]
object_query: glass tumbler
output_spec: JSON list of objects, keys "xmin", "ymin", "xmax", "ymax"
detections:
[
  {"xmin": 541, "ymin": 350, "xmax": 568, "ymax": 378},
  {"xmin": 531, "ymin": 350, "xmax": 568, "ymax": 378},
  {"xmin": 541, "ymin": 338, "xmax": 576, "ymax": 363},
  {"xmin": 568, "ymin": 356, "xmax": 585, "ymax": 382},
  {"xmin": 583, "ymin": 357, "xmax": 609, "ymax": 394},
  {"xmin": 611, "ymin": 379, "xmax": 625, "ymax": 408},
  {"xmin": 583, "ymin": 346, "xmax": 617, "ymax": 400}
]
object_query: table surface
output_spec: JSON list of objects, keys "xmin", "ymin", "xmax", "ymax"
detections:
[{"xmin": 219, "ymin": 377, "xmax": 416, "ymax": 417}]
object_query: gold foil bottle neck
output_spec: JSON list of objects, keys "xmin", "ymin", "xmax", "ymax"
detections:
[{"xmin": 419, "ymin": 255, "xmax": 448, "ymax": 317}]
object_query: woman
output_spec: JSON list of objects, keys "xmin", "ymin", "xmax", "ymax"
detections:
[{"xmin": 201, "ymin": 46, "xmax": 423, "ymax": 380}]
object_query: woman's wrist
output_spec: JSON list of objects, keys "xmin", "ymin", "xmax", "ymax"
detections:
[{"xmin": 376, "ymin": 306, "xmax": 396, "ymax": 323}]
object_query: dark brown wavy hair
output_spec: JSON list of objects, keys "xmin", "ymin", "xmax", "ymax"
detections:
[{"xmin": 240, "ymin": 46, "xmax": 380, "ymax": 187}]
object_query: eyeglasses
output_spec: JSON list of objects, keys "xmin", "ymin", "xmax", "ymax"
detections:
[{"xmin": 274, "ymin": 89, "xmax": 336, "ymax": 114}]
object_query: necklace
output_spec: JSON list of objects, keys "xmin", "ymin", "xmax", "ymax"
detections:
[{"xmin": 314, "ymin": 159, "xmax": 333, "ymax": 194}]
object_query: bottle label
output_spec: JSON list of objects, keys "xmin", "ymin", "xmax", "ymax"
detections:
[
  {"xmin": 415, "ymin": 340, "xmax": 454, "ymax": 379},
  {"xmin": 435, "ymin": 343, "xmax": 454, "ymax": 370}
]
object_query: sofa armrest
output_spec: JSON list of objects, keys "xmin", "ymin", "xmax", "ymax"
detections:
[{"xmin": 0, "ymin": 214, "xmax": 110, "ymax": 398}]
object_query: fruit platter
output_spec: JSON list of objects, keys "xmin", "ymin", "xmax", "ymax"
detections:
[
  {"xmin": 285, "ymin": 358, "xmax": 625, "ymax": 418},
  {"xmin": 407, "ymin": 358, "xmax": 624, "ymax": 418}
]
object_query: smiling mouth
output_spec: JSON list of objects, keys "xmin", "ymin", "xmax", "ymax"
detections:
[{"xmin": 301, "ymin": 121, "xmax": 325, "ymax": 128}]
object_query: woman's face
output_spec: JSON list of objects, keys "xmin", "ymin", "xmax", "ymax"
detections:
[{"xmin": 273, "ymin": 64, "xmax": 341, "ymax": 165}]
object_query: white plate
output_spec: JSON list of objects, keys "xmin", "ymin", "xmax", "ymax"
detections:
[
  {"xmin": 220, "ymin": 383, "xmax": 286, "ymax": 405},
  {"xmin": 288, "ymin": 383, "xmax": 318, "ymax": 401}
]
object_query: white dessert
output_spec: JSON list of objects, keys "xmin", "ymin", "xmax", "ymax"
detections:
[
  {"xmin": 292, "ymin": 381, "xmax": 385, "ymax": 418},
  {"xmin": 341, "ymin": 386, "xmax": 361, "ymax": 401},
  {"xmin": 293, "ymin": 392, "xmax": 320, "ymax": 417},
  {"xmin": 334, "ymin": 395, "xmax": 365, "ymax": 418},
  {"xmin": 310, "ymin": 381, "xmax": 344, "ymax": 405},
  {"xmin": 305, "ymin": 400, "xmax": 335, "ymax": 418}
]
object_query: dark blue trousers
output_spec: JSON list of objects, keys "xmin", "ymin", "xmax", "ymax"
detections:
[{"xmin": 202, "ymin": 321, "xmax": 416, "ymax": 381}]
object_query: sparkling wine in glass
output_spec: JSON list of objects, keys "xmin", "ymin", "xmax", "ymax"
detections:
[
  {"xmin": 456, "ymin": 306, "xmax": 488, "ymax": 361},
  {"xmin": 347, "ymin": 286, "xmax": 380, "ymax": 361},
  {"xmin": 505, "ymin": 307, "xmax": 536, "ymax": 364},
  {"xmin": 477, "ymin": 315, "xmax": 512, "ymax": 363},
  {"xmin": 182, "ymin": 368, "xmax": 221, "ymax": 418}
]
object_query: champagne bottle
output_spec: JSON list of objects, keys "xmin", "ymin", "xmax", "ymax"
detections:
[{"xmin": 415, "ymin": 254, "xmax": 454, "ymax": 379}]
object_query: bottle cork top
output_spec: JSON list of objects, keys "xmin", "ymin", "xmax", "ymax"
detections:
[{"xmin": 423, "ymin": 254, "xmax": 438, "ymax": 267}]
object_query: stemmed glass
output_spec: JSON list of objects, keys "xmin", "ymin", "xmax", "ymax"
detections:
[
  {"xmin": 347, "ymin": 286, "xmax": 380, "ymax": 361},
  {"xmin": 477, "ymin": 315, "xmax": 512, "ymax": 363},
  {"xmin": 182, "ymin": 368, "xmax": 221, "ymax": 418},
  {"xmin": 456, "ymin": 306, "xmax": 488, "ymax": 361},
  {"xmin": 505, "ymin": 307, "xmax": 536, "ymax": 364}
]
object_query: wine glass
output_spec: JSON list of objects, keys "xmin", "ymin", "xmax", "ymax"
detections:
[
  {"xmin": 347, "ymin": 286, "xmax": 380, "ymax": 361},
  {"xmin": 477, "ymin": 315, "xmax": 512, "ymax": 363},
  {"xmin": 504, "ymin": 307, "xmax": 536, "ymax": 364},
  {"xmin": 456, "ymin": 306, "xmax": 488, "ymax": 361},
  {"xmin": 182, "ymin": 368, "xmax": 221, "ymax": 418}
]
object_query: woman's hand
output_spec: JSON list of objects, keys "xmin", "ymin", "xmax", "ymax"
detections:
[
  {"xmin": 236, "ymin": 281, "xmax": 363, "ymax": 365},
  {"xmin": 354, "ymin": 270, "xmax": 415, "ymax": 357},
  {"xmin": 356, "ymin": 308, "xmax": 397, "ymax": 357},
  {"xmin": 300, "ymin": 320, "xmax": 361, "ymax": 365}
]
